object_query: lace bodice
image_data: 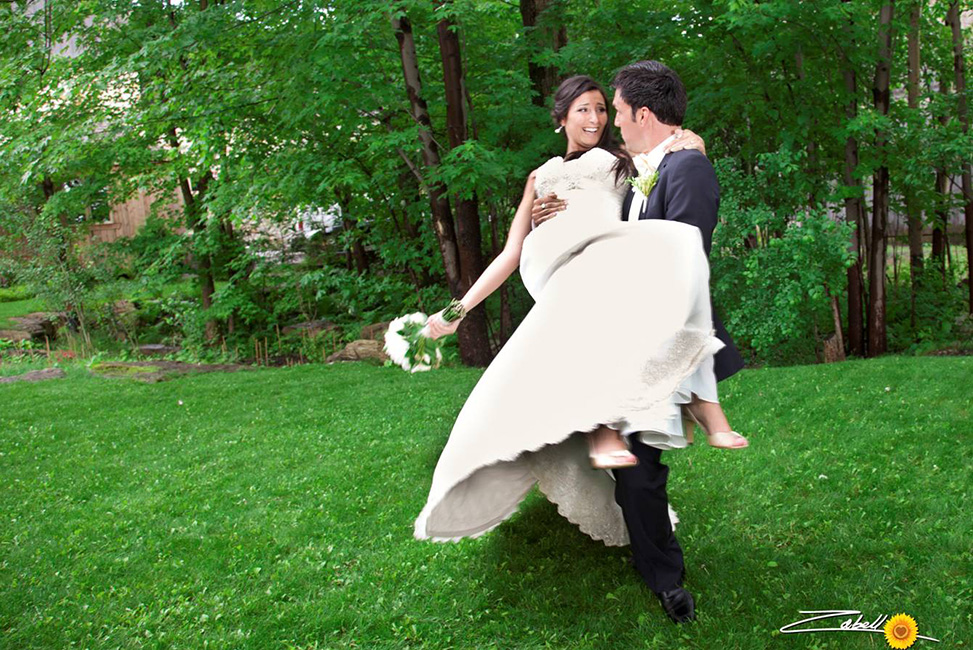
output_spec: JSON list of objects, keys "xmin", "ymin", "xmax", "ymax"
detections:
[
  {"xmin": 533, "ymin": 147, "xmax": 628, "ymax": 202},
  {"xmin": 521, "ymin": 148, "xmax": 631, "ymax": 299}
]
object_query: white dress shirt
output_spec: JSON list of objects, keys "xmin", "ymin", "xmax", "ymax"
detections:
[{"xmin": 626, "ymin": 134, "xmax": 677, "ymax": 223}]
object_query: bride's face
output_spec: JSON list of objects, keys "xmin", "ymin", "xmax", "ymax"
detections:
[{"xmin": 561, "ymin": 90, "xmax": 608, "ymax": 154}]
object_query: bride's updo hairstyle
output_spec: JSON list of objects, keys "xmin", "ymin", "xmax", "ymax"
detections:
[{"xmin": 552, "ymin": 75, "xmax": 635, "ymax": 183}]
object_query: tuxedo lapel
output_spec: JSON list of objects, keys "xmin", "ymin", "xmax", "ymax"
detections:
[
  {"xmin": 622, "ymin": 187, "xmax": 635, "ymax": 222},
  {"xmin": 639, "ymin": 154, "xmax": 672, "ymax": 221}
]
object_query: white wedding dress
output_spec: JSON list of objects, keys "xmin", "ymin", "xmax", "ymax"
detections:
[{"xmin": 414, "ymin": 147, "xmax": 724, "ymax": 547}]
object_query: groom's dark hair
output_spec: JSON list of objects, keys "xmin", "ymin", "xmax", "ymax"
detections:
[{"xmin": 612, "ymin": 60, "xmax": 687, "ymax": 126}]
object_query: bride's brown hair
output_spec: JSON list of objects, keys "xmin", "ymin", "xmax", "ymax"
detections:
[{"xmin": 552, "ymin": 75, "xmax": 636, "ymax": 184}]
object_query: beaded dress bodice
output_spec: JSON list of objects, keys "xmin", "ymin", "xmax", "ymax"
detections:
[{"xmin": 520, "ymin": 148, "xmax": 630, "ymax": 298}]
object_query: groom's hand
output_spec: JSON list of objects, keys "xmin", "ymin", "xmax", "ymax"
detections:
[{"xmin": 532, "ymin": 194, "xmax": 567, "ymax": 227}]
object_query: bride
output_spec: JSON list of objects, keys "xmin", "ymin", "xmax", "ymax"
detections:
[{"xmin": 414, "ymin": 74, "xmax": 744, "ymax": 548}]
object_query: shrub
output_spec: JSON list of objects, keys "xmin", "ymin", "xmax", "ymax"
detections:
[{"xmin": 712, "ymin": 159, "xmax": 854, "ymax": 365}]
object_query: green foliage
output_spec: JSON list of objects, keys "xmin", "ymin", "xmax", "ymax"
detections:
[
  {"xmin": 0, "ymin": 0, "xmax": 970, "ymax": 365},
  {"xmin": 887, "ymin": 262, "xmax": 972, "ymax": 355},
  {"xmin": 713, "ymin": 159, "xmax": 854, "ymax": 364},
  {"xmin": 112, "ymin": 214, "xmax": 191, "ymax": 280},
  {"xmin": 297, "ymin": 266, "xmax": 450, "ymax": 324},
  {"xmin": 0, "ymin": 206, "xmax": 110, "ymax": 350}
]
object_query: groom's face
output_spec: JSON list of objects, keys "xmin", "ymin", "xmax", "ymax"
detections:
[{"xmin": 612, "ymin": 90, "xmax": 649, "ymax": 153}]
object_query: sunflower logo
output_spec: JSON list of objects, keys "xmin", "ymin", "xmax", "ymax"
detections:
[{"xmin": 884, "ymin": 613, "xmax": 919, "ymax": 649}]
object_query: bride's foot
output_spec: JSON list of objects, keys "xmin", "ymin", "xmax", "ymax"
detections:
[
  {"xmin": 586, "ymin": 426, "xmax": 638, "ymax": 469},
  {"xmin": 684, "ymin": 402, "xmax": 748, "ymax": 450}
]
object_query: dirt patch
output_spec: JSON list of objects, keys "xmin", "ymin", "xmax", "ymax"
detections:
[
  {"xmin": 0, "ymin": 368, "xmax": 67, "ymax": 384},
  {"xmin": 90, "ymin": 361, "xmax": 254, "ymax": 383}
]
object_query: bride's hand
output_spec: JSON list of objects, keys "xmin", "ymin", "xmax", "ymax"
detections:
[
  {"xmin": 424, "ymin": 310, "xmax": 461, "ymax": 340},
  {"xmin": 665, "ymin": 128, "xmax": 707, "ymax": 156},
  {"xmin": 532, "ymin": 193, "xmax": 566, "ymax": 228}
]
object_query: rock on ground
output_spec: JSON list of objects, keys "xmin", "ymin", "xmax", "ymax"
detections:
[
  {"xmin": 138, "ymin": 344, "xmax": 182, "ymax": 356},
  {"xmin": 7, "ymin": 312, "xmax": 59, "ymax": 340},
  {"xmin": 0, "ymin": 368, "xmax": 67, "ymax": 384},
  {"xmin": 360, "ymin": 321, "xmax": 391, "ymax": 341},
  {"xmin": 0, "ymin": 329, "xmax": 32, "ymax": 342},
  {"xmin": 90, "ymin": 361, "xmax": 254, "ymax": 383},
  {"xmin": 281, "ymin": 319, "xmax": 337, "ymax": 336},
  {"xmin": 325, "ymin": 339, "xmax": 389, "ymax": 363}
]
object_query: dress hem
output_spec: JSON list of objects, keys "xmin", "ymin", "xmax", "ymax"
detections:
[{"xmin": 414, "ymin": 328, "xmax": 720, "ymax": 546}]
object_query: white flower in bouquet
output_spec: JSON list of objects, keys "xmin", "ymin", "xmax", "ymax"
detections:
[{"xmin": 384, "ymin": 313, "xmax": 444, "ymax": 373}]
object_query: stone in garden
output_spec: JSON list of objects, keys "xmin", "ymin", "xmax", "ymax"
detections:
[
  {"xmin": 0, "ymin": 368, "xmax": 66, "ymax": 384},
  {"xmin": 282, "ymin": 319, "xmax": 336, "ymax": 336},
  {"xmin": 7, "ymin": 312, "xmax": 58, "ymax": 339},
  {"xmin": 138, "ymin": 343, "xmax": 181, "ymax": 356},
  {"xmin": 89, "ymin": 360, "xmax": 253, "ymax": 383},
  {"xmin": 112, "ymin": 300, "xmax": 137, "ymax": 315},
  {"xmin": 0, "ymin": 329, "xmax": 31, "ymax": 342},
  {"xmin": 360, "ymin": 321, "xmax": 391, "ymax": 341},
  {"xmin": 325, "ymin": 339, "xmax": 389, "ymax": 363}
]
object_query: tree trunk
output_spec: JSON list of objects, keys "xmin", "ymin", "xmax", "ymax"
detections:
[
  {"xmin": 905, "ymin": 1, "xmax": 924, "ymax": 332},
  {"xmin": 947, "ymin": 1, "xmax": 973, "ymax": 313},
  {"xmin": 931, "ymin": 75, "xmax": 952, "ymax": 285},
  {"xmin": 391, "ymin": 14, "xmax": 462, "ymax": 297},
  {"xmin": 177, "ymin": 170, "xmax": 217, "ymax": 341},
  {"xmin": 794, "ymin": 45, "xmax": 821, "ymax": 205},
  {"xmin": 436, "ymin": 9, "xmax": 492, "ymax": 366},
  {"xmin": 519, "ymin": 0, "xmax": 567, "ymax": 107},
  {"xmin": 841, "ymin": 0, "xmax": 865, "ymax": 356},
  {"xmin": 867, "ymin": 1, "xmax": 895, "ymax": 357},
  {"xmin": 165, "ymin": 2, "xmax": 219, "ymax": 343},
  {"xmin": 488, "ymin": 204, "xmax": 513, "ymax": 349},
  {"xmin": 931, "ymin": 170, "xmax": 949, "ymax": 281}
]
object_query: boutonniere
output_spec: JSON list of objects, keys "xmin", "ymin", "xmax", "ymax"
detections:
[{"xmin": 629, "ymin": 168, "xmax": 658, "ymax": 197}]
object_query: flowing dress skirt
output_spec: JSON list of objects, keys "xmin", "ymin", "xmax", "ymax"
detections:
[{"xmin": 414, "ymin": 219, "xmax": 724, "ymax": 546}]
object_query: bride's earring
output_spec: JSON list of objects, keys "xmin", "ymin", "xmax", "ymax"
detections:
[{"xmin": 554, "ymin": 126, "xmax": 563, "ymax": 134}]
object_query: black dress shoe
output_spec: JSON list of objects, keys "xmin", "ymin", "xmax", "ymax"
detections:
[{"xmin": 657, "ymin": 586, "xmax": 696, "ymax": 623}]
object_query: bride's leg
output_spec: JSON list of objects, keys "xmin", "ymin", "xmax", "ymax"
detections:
[
  {"xmin": 686, "ymin": 396, "xmax": 730, "ymax": 432},
  {"xmin": 685, "ymin": 396, "xmax": 748, "ymax": 449}
]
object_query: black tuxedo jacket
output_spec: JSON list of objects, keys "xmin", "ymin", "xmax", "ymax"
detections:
[{"xmin": 622, "ymin": 149, "xmax": 745, "ymax": 382}]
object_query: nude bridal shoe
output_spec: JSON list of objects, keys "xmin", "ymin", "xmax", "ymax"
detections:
[
  {"xmin": 586, "ymin": 431, "xmax": 639, "ymax": 469},
  {"xmin": 682, "ymin": 407, "xmax": 749, "ymax": 449}
]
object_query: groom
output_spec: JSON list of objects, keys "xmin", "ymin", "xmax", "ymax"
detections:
[{"xmin": 533, "ymin": 60, "xmax": 744, "ymax": 624}]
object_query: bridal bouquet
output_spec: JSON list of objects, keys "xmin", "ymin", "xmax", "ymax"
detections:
[{"xmin": 384, "ymin": 300, "xmax": 466, "ymax": 373}]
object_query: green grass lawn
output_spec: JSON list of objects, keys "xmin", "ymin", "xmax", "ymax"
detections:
[{"xmin": 0, "ymin": 358, "xmax": 970, "ymax": 649}]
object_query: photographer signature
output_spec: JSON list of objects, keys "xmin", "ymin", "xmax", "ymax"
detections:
[{"xmin": 780, "ymin": 610, "xmax": 940, "ymax": 643}]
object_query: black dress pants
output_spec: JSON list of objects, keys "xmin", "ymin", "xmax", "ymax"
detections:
[{"xmin": 612, "ymin": 436, "xmax": 685, "ymax": 594}]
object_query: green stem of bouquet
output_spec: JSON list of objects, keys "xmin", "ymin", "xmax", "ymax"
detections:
[{"xmin": 442, "ymin": 299, "xmax": 466, "ymax": 323}]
